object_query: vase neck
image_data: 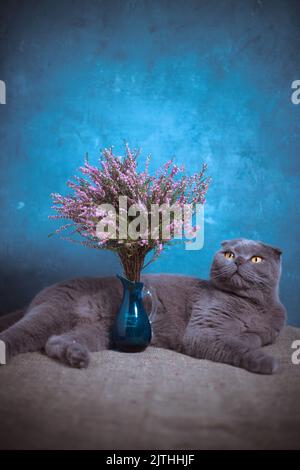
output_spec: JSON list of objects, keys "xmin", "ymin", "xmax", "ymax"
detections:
[{"xmin": 117, "ymin": 274, "xmax": 144, "ymax": 293}]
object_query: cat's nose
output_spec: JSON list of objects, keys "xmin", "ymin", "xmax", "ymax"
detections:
[{"xmin": 234, "ymin": 256, "xmax": 245, "ymax": 266}]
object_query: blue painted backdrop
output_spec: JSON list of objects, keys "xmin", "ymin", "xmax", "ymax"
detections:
[{"xmin": 0, "ymin": 0, "xmax": 300, "ymax": 324}]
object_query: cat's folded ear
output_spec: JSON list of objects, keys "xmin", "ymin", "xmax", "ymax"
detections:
[
  {"xmin": 221, "ymin": 238, "xmax": 243, "ymax": 247},
  {"xmin": 263, "ymin": 243, "xmax": 282, "ymax": 257},
  {"xmin": 272, "ymin": 246, "xmax": 282, "ymax": 256}
]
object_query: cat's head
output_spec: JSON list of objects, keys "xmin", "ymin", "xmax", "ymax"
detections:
[{"xmin": 210, "ymin": 238, "xmax": 282, "ymax": 294}]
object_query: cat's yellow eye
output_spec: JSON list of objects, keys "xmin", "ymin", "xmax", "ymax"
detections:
[
  {"xmin": 251, "ymin": 256, "xmax": 262, "ymax": 263},
  {"xmin": 224, "ymin": 251, "xmax": 235, "ymax": 260}
]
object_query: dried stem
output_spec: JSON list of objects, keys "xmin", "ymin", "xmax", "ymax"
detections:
[{"xmin": 118, "ymin": 251, "xmax": 146, "ymax": 282}]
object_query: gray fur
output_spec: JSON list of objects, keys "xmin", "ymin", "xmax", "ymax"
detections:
[{"xmin": 0, "ymin": 239, "xmax": 286, "ymax": 374}]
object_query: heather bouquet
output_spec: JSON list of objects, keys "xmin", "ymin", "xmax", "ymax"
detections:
[{"xmin": 50, "ymin": 145, "xmax": 210, "ymax": 282}]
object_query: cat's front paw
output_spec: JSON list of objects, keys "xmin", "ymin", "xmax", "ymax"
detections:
[
  {"xmin": 65, "ymin": 342, "xmax": 90, "ymax": 369},
  {"xmin": 242, "ymin": 350, "xmax": 279, "ymax": 375}
]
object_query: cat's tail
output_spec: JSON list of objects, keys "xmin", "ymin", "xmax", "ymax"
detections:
[{"xmin": 0, "ymin": 309, "xmax": 25, "ymax": 332}]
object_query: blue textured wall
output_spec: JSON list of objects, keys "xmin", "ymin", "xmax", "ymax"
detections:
[{"xmin": 0, "ymin": 0, "xmax": 300, "ymax": 324}]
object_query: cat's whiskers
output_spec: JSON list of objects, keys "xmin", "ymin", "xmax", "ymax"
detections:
[
  {"xmin": 238, "ymin": 269, "xmax": 266, "ymax": 287},
  {"xmin": 211, "ymin": 266, "xmax": 236, "ymax": 280}
]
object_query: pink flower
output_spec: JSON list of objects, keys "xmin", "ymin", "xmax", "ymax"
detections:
[{"xmin": 50, "ymin": 144, "xmax": 211, "ymax": 280}]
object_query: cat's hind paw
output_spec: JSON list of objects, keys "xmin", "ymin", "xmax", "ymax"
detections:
[
  {"xmin": 65, "ymin": 342, "xmax": 90, "ymax": 369},
  {"xmin": 45, "ymin": 336, "xmax": 90, "ymax": 369}
]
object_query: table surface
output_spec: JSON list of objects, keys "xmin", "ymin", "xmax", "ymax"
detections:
[{"xmin": 0, "ymin": 326, "xmax": 299, "ymax": 450}]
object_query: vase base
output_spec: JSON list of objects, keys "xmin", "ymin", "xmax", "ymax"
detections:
[{"xmin": 115, "ymin": 344, "xmax": 149, "ymax": 353}]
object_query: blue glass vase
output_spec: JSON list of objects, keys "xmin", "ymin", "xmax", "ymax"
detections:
[{"xmin": 112, "ymin": 275, "xmax": 153, "ymax": 352}]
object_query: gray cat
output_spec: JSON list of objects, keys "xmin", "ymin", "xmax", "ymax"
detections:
[{"xmin": 0, "ymin": 238, "xmax": 286, "ymax": 374}]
